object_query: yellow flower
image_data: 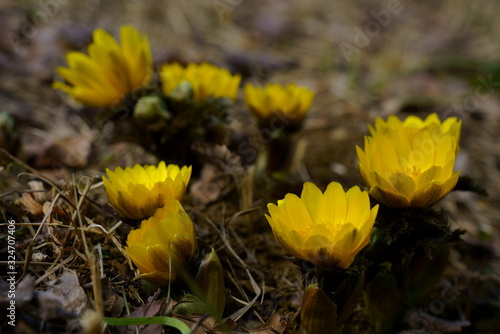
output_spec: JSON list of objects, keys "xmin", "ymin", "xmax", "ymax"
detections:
[
  {"xmin": 244, "ymin": 83, "xmax": 314, "ymax": 128},
  {"xmin": 356, "ymin": 113, "xmax": 462, "ymax": 208},
  {"xmin": 126, "ymin": 198, "xmax": 197, "ymax": 285},
  {"xmin": 266, "ymin": 182, "xmax": 379, "ymax": 269},
  {"xmin": 160, "ymin": 62, "xmax": 241, "ymax": 102},
  {"xmin": 53, "ymin": 25, "xmax": 152, "ymax": 107},
  {"xmin": 102, "ymin": 162, "xmax": 191, "ymax": 220}
]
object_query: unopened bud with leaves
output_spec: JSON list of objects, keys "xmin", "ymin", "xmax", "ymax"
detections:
[
  {"xmin": 195, "ymin": 248, "xmax": 226, "ymax": 320},
  {"xmin": 300, "ymin": 283, "xmax": 337, "ymax": 334},
  {"xmin": 168, "ymin": 80, "xmax": 194, "ymax": 101},
  {"xmin": 133, "ymin": 95, "xmax": 171, "ymax": 129}
]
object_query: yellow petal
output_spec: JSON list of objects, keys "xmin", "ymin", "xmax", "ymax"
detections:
[
  {"xmin": 371, "ymin": 187, "xmax": 410, "ymax": 207},
  {"xmin": 388, "ymin": 173, "xmax": 416, "ymax": 199},
  {"xmin": 125, "ymin": 246, "xmax": 155, "ymax": 273},
  {"xmin": 301, "ymin": 182, "xmax": 323, "ymax": 223},
  {"xmin": 285, "ymin": 193, "xmax": 313, "ymax": 229},
  {"xmin": 411, "ymin": 171, "xmax": 460, "ymax": 207},
  {"xmin": 345, "ymin": 186, "xmax": 369, "ymax": 227},
  {"xmin": 140, "ymin": 271, "xmax": 172, "ymax": 286},
  {"xmin": 323, "ymin": 182, "xmax": 347, "ymax": 225}
]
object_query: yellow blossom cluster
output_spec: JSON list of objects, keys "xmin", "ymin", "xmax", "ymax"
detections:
[
  {"xmin": 72, "ymin": 26, "xmax": 462, "ymax": 277},
  {"xmin": 52, "ymin": 26, "xmax": 315, "ymax": 132},
  {"xmin": 266, "ymin": 113, "xmax": 461, "ymax": 270},
  {"xmin": 53, "ymin": 26, "xmax": 242, "ymax": 107}
]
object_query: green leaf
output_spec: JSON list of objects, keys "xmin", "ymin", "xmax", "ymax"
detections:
[{"xmin": 103, "ymin": 316, "xmax": 190, "ymax": 334}]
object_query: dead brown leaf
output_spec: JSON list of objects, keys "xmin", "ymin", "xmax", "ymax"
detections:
[
  {"xmin": 46, "ymin": 269, "xmax": 88, "ymax": 315},
  {"xmin": 21, "ymin": 192, "xmax": 43, "ymax": 215},
  {"xmin": 115, "ymin": 290, "xmax": 166, "ymax": 334},
  {"xmin": 101, "ymin": 280, "xmax": 125, "ymax": 318},
  {"xmin": 5, "ymin": 274, "xmax": 76, "ymax": 327},
  {"xmin": 19, "ymin": 180, "xmax": 47, "ymax": 215},
  {"xmin": 190, "ymin": 143, "xmax": 246, "ymax": 206},
  {"xmin": 246, "ymin": 314, "xmax": 287, "ymax": 333},
  {"xmin": 22, "ymin": 126, "xmax": 93, "ymax": 169},
  {"xmin": 42, "ymin": 200, "xmax": 72, "ymax": 225}
]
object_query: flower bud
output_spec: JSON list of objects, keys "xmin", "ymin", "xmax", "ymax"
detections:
[
  {"xmin": 168, "ymin": 80, "xmax": 194, "ymax": 100},
  {"xmin": 173, "ymin": 294, "xmax": 207, "ymax": 317},
  {"xmin": 300, "ymin": 283, "xmax": 337, "ymax": 334},
  {"xmin": 195, "ymin": 248, "xmax": 225, "ymax": 320},
  {"xmin": 133, "ymin": 95, "xmax": 171, "ymax": 127}
]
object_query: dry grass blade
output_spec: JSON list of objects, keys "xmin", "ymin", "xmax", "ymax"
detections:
[
  {"xmin": 206, "ymin": 217, "xmax": 262, "ymax": 322},
  {"xmin": 34, "ymin": 255, "xmax": 77, "ymax": 285},
  {"xmin": 72, "ymin": 175, "xmax": 104, "ymax": 316},
  {"xmin": 86, "ymin": 222, "xmax": 136, "ymax": 272},
  {"xmin": 18, "ymin": 192, "xmax": 73, "ymax": 283},
  {"xmin": 1, "ymin": 149, "xmax": 57, "ymax": 185}
]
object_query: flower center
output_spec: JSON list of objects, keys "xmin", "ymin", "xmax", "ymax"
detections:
[{"xmin": 400, "ymin": 165, "xmax": 421, "ymax": 178}]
